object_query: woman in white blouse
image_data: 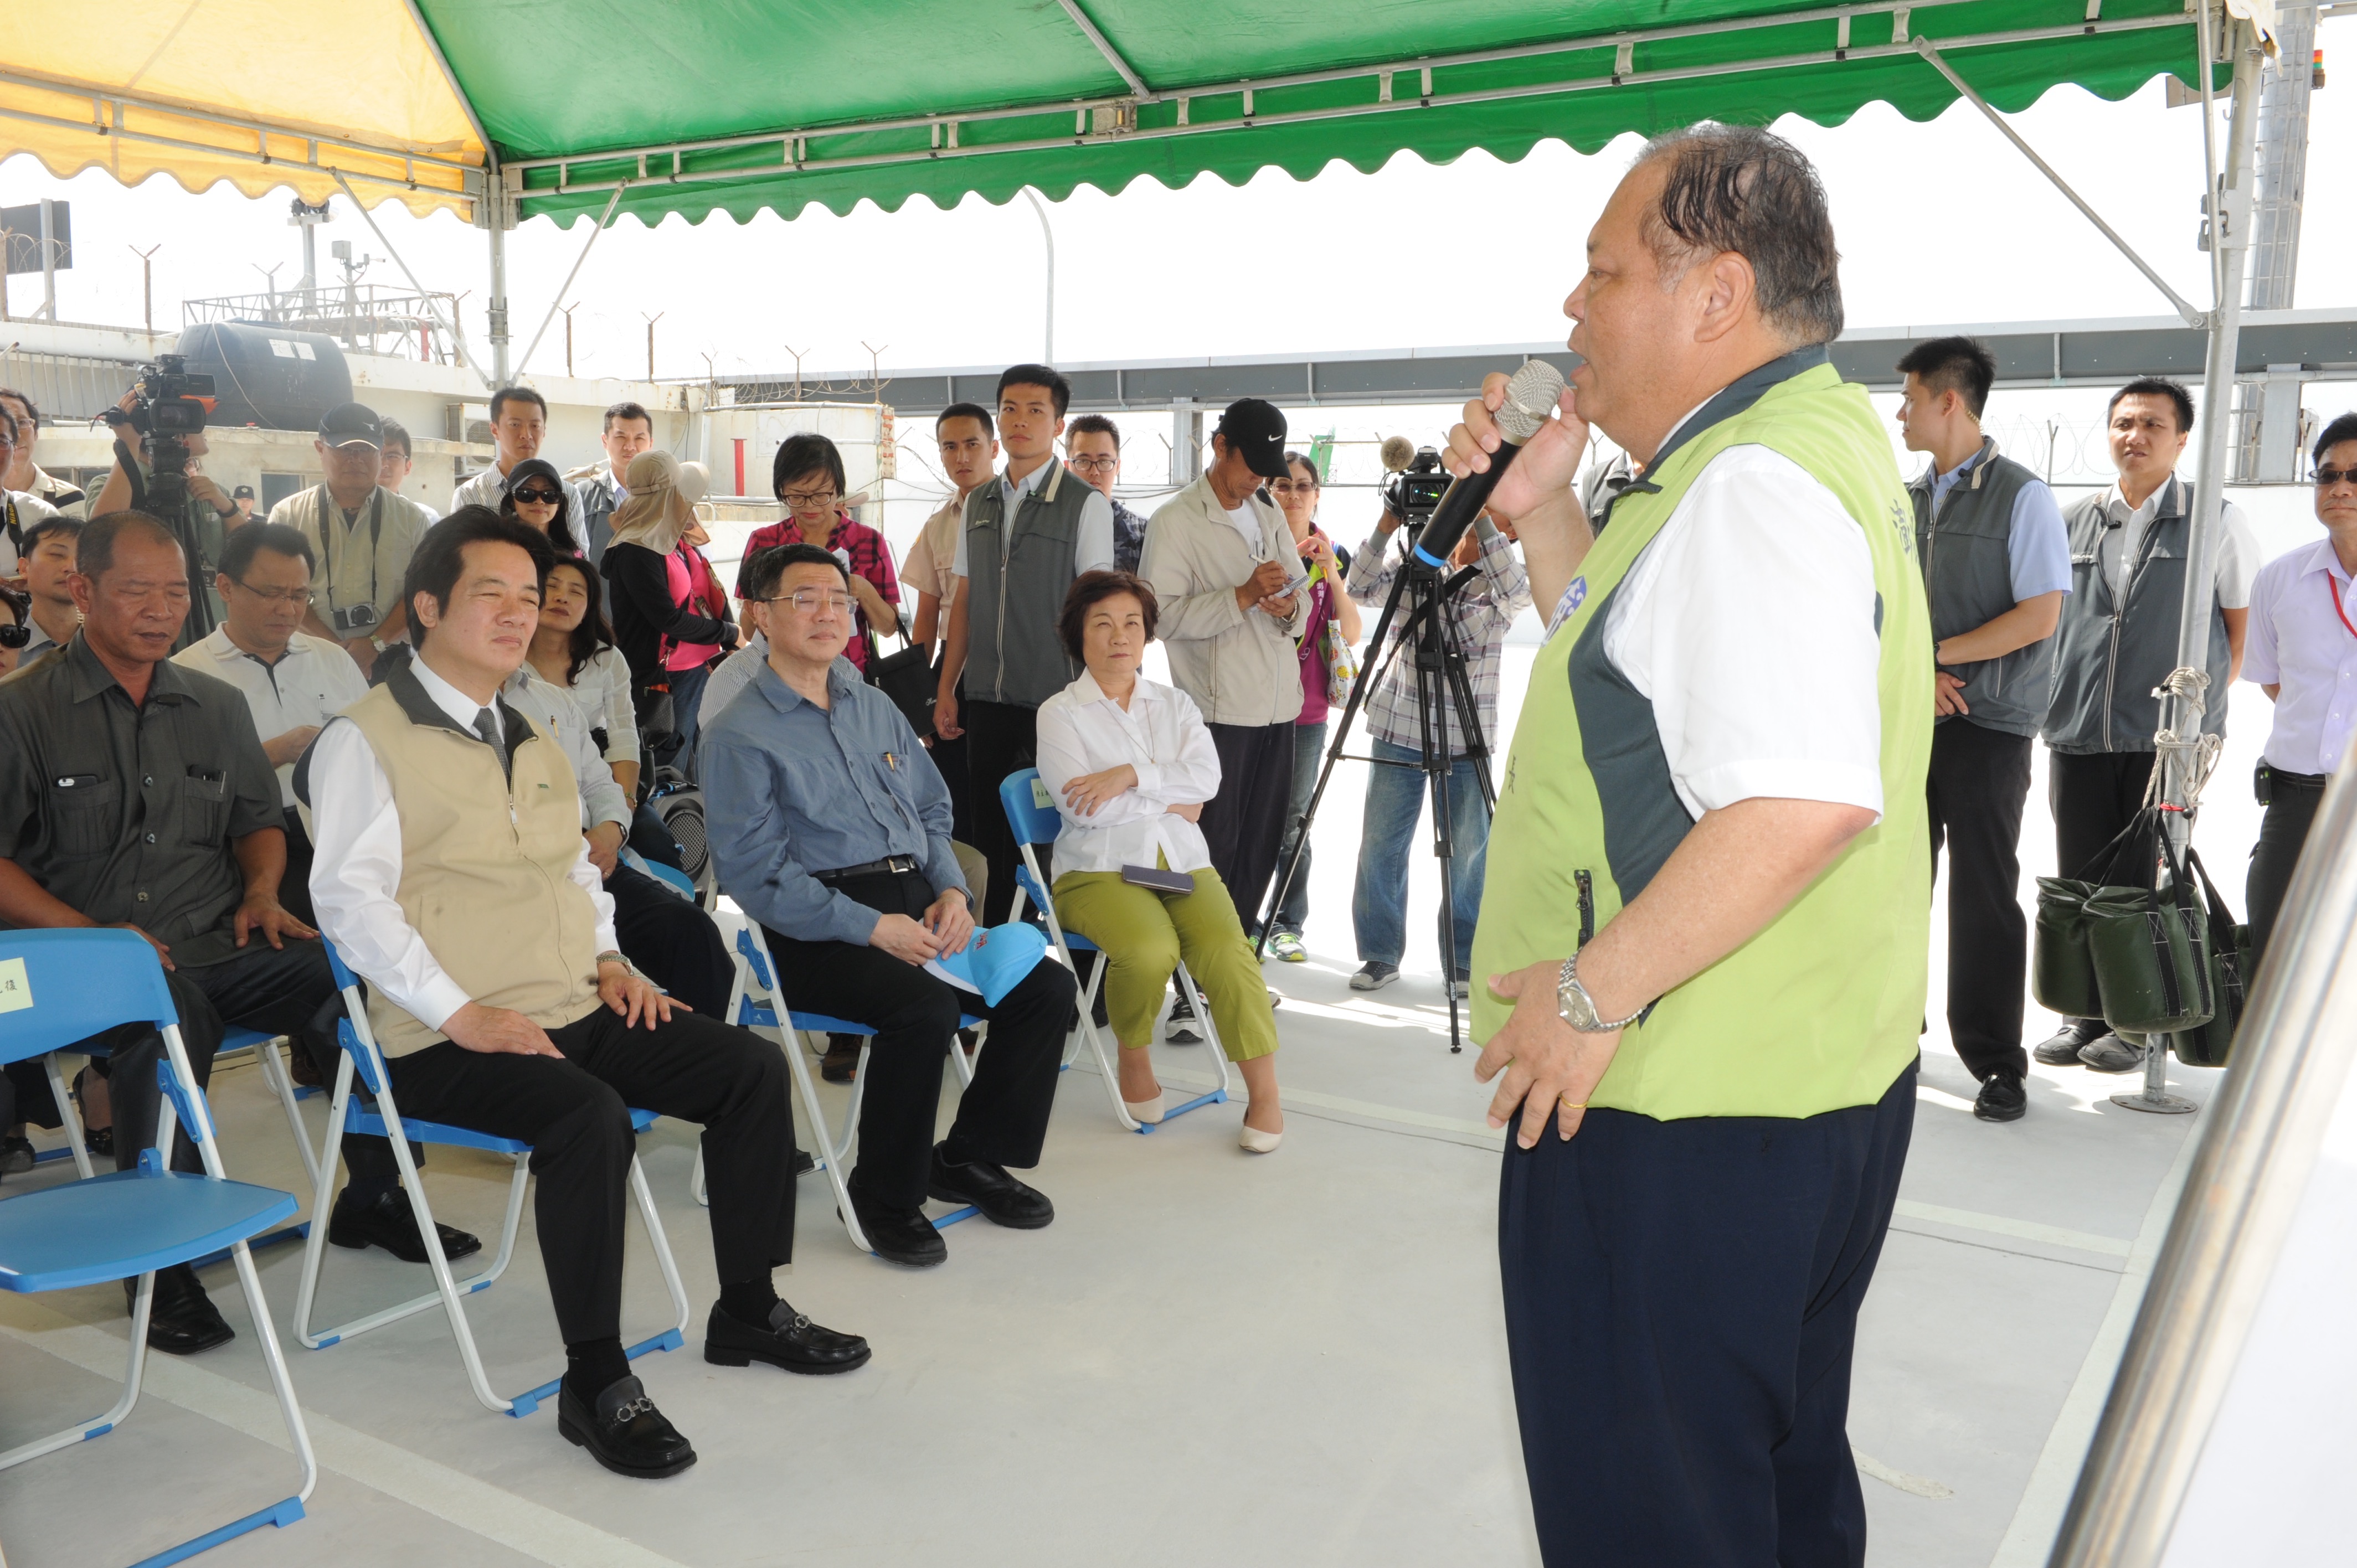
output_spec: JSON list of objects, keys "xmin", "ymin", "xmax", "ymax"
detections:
[{"xmin": 1036, "ymin": 571, "xmax": 1284, "ymax": 1151}]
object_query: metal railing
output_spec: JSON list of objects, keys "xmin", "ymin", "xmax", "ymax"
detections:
[{"xmin": 181, "ymin": 286, "xmax": 464, "ymax": 363}]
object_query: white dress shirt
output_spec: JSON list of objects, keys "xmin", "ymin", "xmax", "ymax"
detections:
[
  {"xmin": 501, "ymin": 664, "xmax": 632, "ymax": 831},
  {"xmin": 1034, "ymin": 672, "xmax": 1223, "ymax": 875},
  {"xmin": 2243, "ymin": 537, "xmax": 2357, "ymax": 777},
  {"xmin": 2099, "ymin": 482, "xmax": 2261, "ymax": 609},
  {"xmin": 950, "ymin": 460, "xmax": 1116, "ymax": 579},
  {"xmin": 307, "ymin": 655, "xmax": 617, "ymax": 1032},
  {"xmin": 1596, "ymin": 443, "xmax": 1886, "ymax": 822},
  {"xmin": 172, "ymin": 628, "xmax": 369, "ymax": 806}
]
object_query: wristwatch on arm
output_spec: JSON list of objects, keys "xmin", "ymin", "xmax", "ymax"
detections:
[
  {"xmin": 595, "ymin": 950, "xmax": 646, "ymax": 982},
  {"xmin": 1556, "ymin": 950, "xmax": 1646, "ymax": 1033}
]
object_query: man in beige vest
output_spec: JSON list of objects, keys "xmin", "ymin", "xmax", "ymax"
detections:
[{"xmin": 301, "ymin": 507, "xmax": 869, "ymax": 1481}]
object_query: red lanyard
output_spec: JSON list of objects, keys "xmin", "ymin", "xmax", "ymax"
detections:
[{"xmin": 2333, "ymin": 572, "xmax": 2357, "ymax": 642}]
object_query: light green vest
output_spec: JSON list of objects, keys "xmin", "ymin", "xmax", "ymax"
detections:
[{"xmin": 1470, "ymin": 354, "xmax": 1932, "ymax": 1121}]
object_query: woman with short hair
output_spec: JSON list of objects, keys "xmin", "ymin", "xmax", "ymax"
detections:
[
  {"xmin": 736, "ymin": 432, "xmax": 899, "ymax": 674},
  {"xmin": 1035, "ymin": 570, "xmax": 1284, "ymax": 1151}
]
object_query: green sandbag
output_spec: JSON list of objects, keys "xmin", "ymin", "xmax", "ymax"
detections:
[
  {"xmin": 2085, "ymin": 884, "xmax": 2215, "ymax": 1036},
  {"xmin": 2032, "ymin": 876, "xmax": 2106, "ymax": 1019}
]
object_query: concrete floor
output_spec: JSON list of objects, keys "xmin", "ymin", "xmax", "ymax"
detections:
[{"xmin": 0, "ymin": 639, "xmax": 2249, "ymax": 1567}]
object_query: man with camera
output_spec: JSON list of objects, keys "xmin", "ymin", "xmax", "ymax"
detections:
[
  {"xmin": 1342, "ymin": 501, "xmax": 1529, "ymax": 997},
  {"xmin": 1451, "ymin": 125, "xmax": 1931, "ymax": 1566},
  {"xmin": 1, "ymin": 400, "xmax": 65, "ymax": 587},
  {"xmin": 267, "ymin": 401, "xmax": 433, "ymax": 677},
  {"xmin": 1140, "ymin": 398, "xmax": 1310, "ymax": 930}
]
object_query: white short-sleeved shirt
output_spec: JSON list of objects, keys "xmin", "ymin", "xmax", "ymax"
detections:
[
  {"xmin": 2099, "ymin": 483, "xmax": 2261, "ymax": 610},
  {"xmin": 172, "ymin": 627, "xmax": 369, "ymax": 806},
  {"xmin": 2242, "ymin": 538, "xmax": 2357, "ymax": 777},
  {"xmin": 1591, "ymin": 445, "xmax": 1886, "ymax": 822}
]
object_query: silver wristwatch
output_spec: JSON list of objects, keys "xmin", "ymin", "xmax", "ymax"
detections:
[
  {"xmin": 595, "ymin": 950, "xmax": 644, "ymax": 981},
  {"xmin": 1557, "ymin": 950, "xmax": 1645, "ymax": 1033}
]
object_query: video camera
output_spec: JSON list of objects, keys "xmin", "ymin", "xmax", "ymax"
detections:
[
  {"xmin": 109, "ymin": 354, "xmax": 223, "ymax": 639},
  {"xmin": 126, "ymin": 355, "xmax": 217, "ymax": 443},
  {"xmin": 1381, "ymin": 445, "xmax": 1450, "ymax": 528}
]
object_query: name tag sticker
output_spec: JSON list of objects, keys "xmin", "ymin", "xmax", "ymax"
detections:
[
  {"xmin": 0, "ymin": 956, "xmax": 32, "ymax": 1014},
  {"xmin": 1031, "ymin": 778, "xmax": 1053, "ymax": 810}
]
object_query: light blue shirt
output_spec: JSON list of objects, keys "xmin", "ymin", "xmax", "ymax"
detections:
[
  {"xmin": 1930, "ymin": 448, "xmax": 2072, "ymax": 603},
  {"xmin": 701, "ymin": 656, "xmax": 966, "ymax": 945},
  {"xmin": 949, "ymin": 458, "xmax": 1117, "ymax": 579}
]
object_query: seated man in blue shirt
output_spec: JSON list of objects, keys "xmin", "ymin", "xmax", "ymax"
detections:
[{"xmin": 704, "ymin": 542, "xmax": 1075, "ymax": 1268}]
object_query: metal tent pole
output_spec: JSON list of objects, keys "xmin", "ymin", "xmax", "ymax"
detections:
[
  {"xmin": 2116, "ymin": 17, "xmax": 2265, "ymax": 1118},
  {"xmin": 488, "ymin": 188, "xmax": 512, "ymax": 387},
  {"xmin": 1021, "ymin": 188, "xmax": 1055, "ymax": 363}
]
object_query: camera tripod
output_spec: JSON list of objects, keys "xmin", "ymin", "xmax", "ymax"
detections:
[{"xmin": 1255, "ymin": 524, "xmax": 1496, "ymax": 1054}]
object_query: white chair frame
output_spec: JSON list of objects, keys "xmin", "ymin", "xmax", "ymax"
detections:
[
  {"xmin": 39, "ymin": 1026, "xmax": 318, "ymax": 1193},
  {"xmin": 289, "ymin": 973, "xmax": 692, "ymax": 1419}
]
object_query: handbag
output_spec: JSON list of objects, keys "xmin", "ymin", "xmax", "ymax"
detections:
[
  {"xmin": 864, "ymin": 623, "xmax": 937, "ymax": 740},
  {"xmin": 2031, "ymin": 809, "xmax": 2159, "ymax": 1020},
  {"xmin": 1308, "ymin": 560, "xmax": 1360, "ymax": 706},
  {"xmin": 2171, "ymin": 848, "xmax": 2248, "ymax": 1068}
]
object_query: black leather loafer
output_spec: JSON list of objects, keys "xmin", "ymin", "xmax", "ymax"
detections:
[
  {"xmin": 328, "ymin": 1188, "xmax": 483, "ymax": 1265},
  {"xmin": 792, "ymin": 1146, "xmax": 816, "ymax": 1178},
  {"xmin": 703, "ymin": 1300, "xmax": 871, "ymax": 1374},
  {"xmin": 821, "ymin": 1036, "xmax": 861, "ymax": 1084},
  {"xmin": 126, "ymin": 1263, "xmax": 235, "ymax": 1355},
  {"xmin": 1973, "ymin": 1071, "xmax": 2027, "ymax": 1123},
  {"xmin": 558, "ymin": 1375, "xmax": 696, "ymax": 1479},
  {"xmin": 843, "ymin": 1186, "xmax": 946, "ymax": 1267},
  {"xmin": 928, "ymin": 1147, "xmax": 1054, "ymax": 1230}
]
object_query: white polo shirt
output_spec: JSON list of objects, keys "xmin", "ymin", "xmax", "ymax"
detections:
[{"xmin": 172, "ymin": 628, "xmax": 370, "ymax": 806}]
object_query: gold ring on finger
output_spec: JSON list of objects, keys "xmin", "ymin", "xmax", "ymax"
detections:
[{"xmin": 1559, "ymin": 1095, "xmax": 1587, "ymax": 1111}]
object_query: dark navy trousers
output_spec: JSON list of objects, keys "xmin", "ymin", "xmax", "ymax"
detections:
[{"xmin": 1499, "ymin": 1060, "xmax": 1916, "ymax": 1568}]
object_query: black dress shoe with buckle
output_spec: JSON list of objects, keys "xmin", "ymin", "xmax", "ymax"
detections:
[
  {"xmin": 843, "ymin": 1184, "xmax": 946, "ymax": 1267},
  {"xmin": 125, "ymin": 1263, "xmax": 235, "ymax": 1355},
  {"xmin": 328, "ymin": 1188, "xmax": 483, "ymax": 1265},
  {"xmin": 928, "ymin": 1147, "xmax": 1054, "ymax": 1230},
  {"xmin": 703, "ymin": 1300, "xmax": 871, "ymax": 1374},
  {"xmin": 558, "ymin": 1374, "xmax": 696, "ymax": 1479},
  {"xmin": 1973, "ymin": 1071, "xmax": 2027, "ymax": 1123}
]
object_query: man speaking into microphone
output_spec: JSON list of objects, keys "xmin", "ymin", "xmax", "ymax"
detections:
[{"xmin": 1447, "ymin": 125, "xmax": 1931, "ymax": 1566}]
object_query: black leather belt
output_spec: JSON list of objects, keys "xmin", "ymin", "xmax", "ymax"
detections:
[
  {"xmin": 814, "ymin": 855, "xmax": 920, "ymax": 885},
  {"xmin": 2272, "ymin": 770, "xmax": 2329, "ymax": 790}
]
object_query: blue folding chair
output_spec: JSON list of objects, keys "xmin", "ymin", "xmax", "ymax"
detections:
[
  {"xmin": 999, "ymin": 768, "xmax": 1230, "ymax": 1133},
  {"xmin": 289, "ymin": 942, "xmax": 691, "ymax": 1419},
  {"xmin": 709, "ymin": 921, "xmax": 984, "ymax": 1254},
  {"xmin": 0, "ymin": 930, "xmax": 316, "ymax": 1563}
]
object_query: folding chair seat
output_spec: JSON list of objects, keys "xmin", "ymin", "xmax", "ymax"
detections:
[
  {"xmin": 997, "ymin": 768, "xmax": 1230, "ymax": 1133},
  {"xmin": 289, "ymin": 943, "xmax": 691, "ymax": 1419},
  {"xmin": 702, "ymin": 920, "xmax": 984, "ymax": 1255},
  {"xmin": 0, "ymin": 930, "xmax": 316, "ymax": 1562}
]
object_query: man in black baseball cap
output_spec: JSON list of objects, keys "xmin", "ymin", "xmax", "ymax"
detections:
[
  {"xmin": 1216, "ymin": 398, "xmax": 1294, "ymax": 482},
  {"xmin": 264, "ymin": 399, "xmax": 434, "ymax": 673},
  {"xmin": 1136, "ymin": 396, "xmax": 1313, "ymax": 994}
]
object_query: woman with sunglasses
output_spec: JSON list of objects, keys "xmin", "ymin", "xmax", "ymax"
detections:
[
  {"xmin": 498, "ymin": 457, "xmax": 585, "ymax": 555},
  {"xmin": 735, "ymin": 432, "xmax": 899, "ymax": 674},
  {"xmin": 1260, "ymin": 451, "xmax": 1360, "ymax": 963}
]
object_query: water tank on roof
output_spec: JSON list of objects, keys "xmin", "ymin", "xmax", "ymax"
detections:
[{"xmin": 176, "ymin": 322, "xmax": 354, "ymax": 431}]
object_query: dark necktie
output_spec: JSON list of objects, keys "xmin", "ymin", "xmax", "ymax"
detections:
[{"xmin": 472, "ymin": 706, "xmax": 510, "ymax": 780}]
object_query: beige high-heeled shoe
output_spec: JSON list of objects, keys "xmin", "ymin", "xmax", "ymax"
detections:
[
  {"xmin": 1238, "ymin": 1117, "xmax": 1283, "ymax": 1154},
  {"xmin": 1124, "ymin": 1094, "xmax": 1166, "ymax": 1126}
]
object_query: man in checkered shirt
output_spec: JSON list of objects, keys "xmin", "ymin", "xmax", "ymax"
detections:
[{"xmin": 1342, "ymin": 507, "xmax": 1530, "ymax": 996}]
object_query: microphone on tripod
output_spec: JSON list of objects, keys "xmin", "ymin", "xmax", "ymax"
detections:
[{"xmin": 1409, "ymin": 358, "xmax": 1566, "ymax": 569}]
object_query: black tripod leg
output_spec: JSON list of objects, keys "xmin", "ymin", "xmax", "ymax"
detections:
[{"xmin": 1412, "ymin": 582, "xmax": 1466, "ymax": 1055}]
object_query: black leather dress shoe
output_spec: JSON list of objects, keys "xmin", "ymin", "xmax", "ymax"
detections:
[
  {"xmin": 125, "ymin": 1263, "xmax": 235, "ymax": 1355},
  {"xmin": 703, "ymin": 1300, "xmax": 871, "ymax": 1374},
  {"xmin": 821, "ymin": 1036, "xmax": 861, "ymax": 1084},
  {"xmin": 328, "ymin": 1188, "xmax": 483, "ymax": 1265},
  {"xmin": 792, "ymin": 1146, "xmax": 816, "ymax": 1178},
  {"xmin": 928, "ymin": 1147, "xmax": 1054, "ymax": 1230},
  {"xmin": 843, "ymin": 1185, "xmax": 946, "ymax": 1267},
  {"xmin": 557, "ymin": 1375, "xmax": 696, "ymax": 1479},
  {"xmin": 0, "ymin": 1134, "xmax": 33, "ymax": 1175},
  {"xmin": 1973, "ymin": 1071, "xmax": 2028, "ymax": 1123}
]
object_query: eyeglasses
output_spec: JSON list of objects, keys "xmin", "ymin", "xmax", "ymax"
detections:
[
  {"xmin": 2317, "ymin": 467, "xmax": 2357, "ymax": 489},
  {"xmin": 780, "ymin": 486, "xmax": 840, "ymax": 508},
  {"xmin": 1267, "ymin": 478, "xmax": 1320, "ymax": 494},
  {"xmin": 231, "ymin": 580, "xmax": 317, "ymax": 606},
  {"xmin": 770, "ymin": 589, "xmax": 853, "ymax": 614},
  {"xmin": 1067, "ymin": 455, "xmax": 1119, "ymax": 475},
  {"xmin": 512, "ymin": 487, "xmax": 564, "ymax": 506}
]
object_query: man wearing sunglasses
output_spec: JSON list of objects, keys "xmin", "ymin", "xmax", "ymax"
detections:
[
  {"xmin": 267, "ymin": 401, "xmax": 433, "ymax": 676},
  {"xmin": 2039, "ymin": 379, "xmax": 2261, "ymax": 1075},
  {"xmin": 2240, "ymin": 414, "xmax": 2357, "ymax": 972}
]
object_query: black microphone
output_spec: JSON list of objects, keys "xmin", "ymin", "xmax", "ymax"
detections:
[{"xmin": 1410, "ymin": 358, "xmax": 1567, "ymax": 570}]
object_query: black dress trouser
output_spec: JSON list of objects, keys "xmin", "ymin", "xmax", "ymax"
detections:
[
  {"xmin": 961, "ymin": 699, "xmax": 1037, "ymax": 926},
  {"xmin": 2246, "ymin": 773, "xmax": 2326, "ymax": 975},
  {"xmin": 1202, "ymin": 721, "xmax": 1296, "ymax": 930},
  {"xmin": 2049, "ymin": 749, "xmax": 2160, "ymax": 1034},
  {"xmin": 1924, "ymin": 720, "xmax": 2035, "ymax": 1081},
  {"xmin": 382, "ymin": 1004, "xmax": 795, "ymax": 1344},
  {"xmin": 1499, "ymin": 1062, "xmax": 1916, "ymax": 1568},
  {"xmin": 762, "ymin": 868, "xmax": 1074, "ymax": 1210}
]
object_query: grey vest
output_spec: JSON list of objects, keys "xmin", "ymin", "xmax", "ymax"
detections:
[
  {"xmin": 1910, "ymin": 439, "xmax": 2057, "ymax": 738},
  {"xmin": 963, "ymin": 458, "xmax": 1087, "ymax": 708},
  {"xmin": 2041, "ymin": 476, "xmax": 2231, "ymax": 755}
]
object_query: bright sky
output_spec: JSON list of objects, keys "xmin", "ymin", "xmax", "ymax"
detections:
[{"xmin": 3, "ymin": 36, "xmax": 2349, "ymax": 385}]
